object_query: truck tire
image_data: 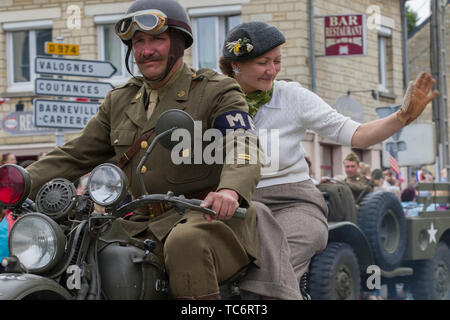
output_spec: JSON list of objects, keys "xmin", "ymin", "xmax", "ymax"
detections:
[
  {"xmin": 410, "ymin": 242, "xmax": 450, "ymax": 300},
  {"xmin": 309, "ymin": 242, "xmax": 360, "ymax": 300},
  {"xmin": 357, "ymin": 191, "xmax": 406, "ymax": 271}
]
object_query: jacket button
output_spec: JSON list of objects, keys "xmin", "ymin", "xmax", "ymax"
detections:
[
  {"xmin": 141, "ymin": 165, "xmax": 147, "ymax": 174},
  {"xmin": 149, "ymin": 213, "xmax": 155, "ymax": 219},
  {"xmin": 113, "ymin": 139, "xmax": 119, "ymax": 144},
  {"xmin": 141, "ymin": 141, "xmax": 148, "ymax": 149},
  {"xmin": 177, "ymin": 90, "xmax": 185, "ymax": 97}
]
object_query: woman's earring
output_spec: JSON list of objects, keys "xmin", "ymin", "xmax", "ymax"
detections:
[{"xmin": 232, "ymin": 66, "xmax": 240, "ymax": 75}]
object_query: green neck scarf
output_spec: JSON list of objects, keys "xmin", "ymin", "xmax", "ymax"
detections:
[{"xmin": 245, "ymin": 85, "xmax": 274, "ymax": 116}]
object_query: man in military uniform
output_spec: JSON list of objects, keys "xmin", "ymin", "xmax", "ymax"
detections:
[
  {"xmin": 26, "ymin": 0, "xmax": 261, "ymax": 299},
  {"xmin": 343, "ymin": 152, "xmax": 373, "ymax": 203}
]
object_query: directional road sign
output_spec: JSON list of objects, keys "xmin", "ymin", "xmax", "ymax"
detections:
[
  {"xmin": 34, "ymin": 99, "xmax": 100, "ymax": 129},
  {"xmin": 35, "ymin": 78, "xmax": 114, "ymax": 99},
  {"xmin": 35, "ymin": 56, "xmax": 117, "ymax": 78}
]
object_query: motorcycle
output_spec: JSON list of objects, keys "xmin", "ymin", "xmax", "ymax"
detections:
[{"xmin": 0, "ymin": 110, "xmax": 247, "ymax": 300}]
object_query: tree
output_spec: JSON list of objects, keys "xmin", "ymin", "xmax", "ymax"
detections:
[{"xmin": 406, "ymin": 3, "xmax": 419, "ymax": 34}]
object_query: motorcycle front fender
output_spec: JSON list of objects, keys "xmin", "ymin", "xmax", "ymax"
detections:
[{"xmin": 0, "ymin": 273, "xmax": 72, "ymax": 300}]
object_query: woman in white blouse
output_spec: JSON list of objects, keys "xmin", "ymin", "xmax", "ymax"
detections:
[{"xmin": 219, "ymin": 21, "xmax": 438, "ymax": 299}]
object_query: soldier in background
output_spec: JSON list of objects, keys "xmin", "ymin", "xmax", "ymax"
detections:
[{"xmin": 343, "ymin": 152, "xmax": 373, "ymax": 203}]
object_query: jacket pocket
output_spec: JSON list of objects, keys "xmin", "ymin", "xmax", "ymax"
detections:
[
  {"xmin": 110, "ymin": 129, "xmax": 136, "ymax": 147},
  {"xmin": 165, "ymin": 164, "xmax": 211, "ymax": 184}
]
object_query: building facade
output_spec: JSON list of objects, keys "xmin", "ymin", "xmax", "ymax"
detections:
[
  {"xmin": 0, "ymin": 0, "xmax": 410, "ymax": 180},
  {"xmin": 408, "ymin": 1, "xmax": 449, "ymax": 179}
]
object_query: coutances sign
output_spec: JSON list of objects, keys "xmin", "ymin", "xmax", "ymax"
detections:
[{"xmin": 324, "ymin": 14, "xmax": 366, "ymax": 56}]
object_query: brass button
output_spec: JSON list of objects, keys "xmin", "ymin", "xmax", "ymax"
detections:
[
  {"xmin": 135, "ymin": 92, "xmax": 142, "ymax": 100},
  {"xmin": 140, "ymin": 165, "xmax": 147, "ymax": 174},
  {"xmin": 192, "ymin": 73, "xmax": 197, "ymax": 78},
  {"xmin": 141, "ymin": 141, "xmax": 148, "ymax": 149},
  {"xmin": 113, "ymin": 139, "xmax": 119, "ymax": 144},
  {"xmin": 177, "ymin": 90, "xmax": 185, "ymax": 97},
  {"xmin": 149, "ymin": 213, "xmax": 155, "ymax": 219}
]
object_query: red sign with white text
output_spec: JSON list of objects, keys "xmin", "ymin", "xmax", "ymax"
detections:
[{"xmin": 324, "ymin": 14, "xmax": 366, "ymax": 56}]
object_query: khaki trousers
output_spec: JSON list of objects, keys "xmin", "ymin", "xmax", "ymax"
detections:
[{"xmin": 163, "ymin": 215, "xmax": 250, "ymax": 298}]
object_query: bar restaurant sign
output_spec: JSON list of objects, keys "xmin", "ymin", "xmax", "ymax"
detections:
[{"xmin": 324, "ymin": 14, "xmax": 366, "ymax": 56}]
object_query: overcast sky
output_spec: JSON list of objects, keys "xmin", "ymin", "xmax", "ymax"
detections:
[{"xmin": 406, "ymin": 0, "xmax": 431, "ymax": 24}]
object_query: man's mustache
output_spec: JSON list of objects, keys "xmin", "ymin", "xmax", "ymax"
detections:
[{"xmin": 135, "ymin": 55, "xmax": 164, "ymax": 64}]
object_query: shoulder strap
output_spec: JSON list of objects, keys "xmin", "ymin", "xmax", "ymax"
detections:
[{"xmin": 117, "ymin": 128, "xmax": 155, "ymax": 169}]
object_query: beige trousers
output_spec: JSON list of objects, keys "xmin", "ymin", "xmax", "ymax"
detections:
[{"xmin": 239, "ymin": 180, "xmax": 328, "ymax": 299}]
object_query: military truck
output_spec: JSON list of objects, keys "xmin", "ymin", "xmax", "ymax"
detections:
[{"xmin": 306, "ymin": 180, "xmax": 450, "ymax": 300}]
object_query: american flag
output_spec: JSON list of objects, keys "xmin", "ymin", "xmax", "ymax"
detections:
[
  {"xmin": 388, "ymin": 153, "xmax": 400, "ymax": 175},
  {"xmin": 387, "ymin": 143, "xmax": 403, "ymax": 181}
]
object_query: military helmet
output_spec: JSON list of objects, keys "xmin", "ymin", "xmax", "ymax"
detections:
[{"xmin": 116, "ymin": 0, "xmax": 193, "ymax": 48}]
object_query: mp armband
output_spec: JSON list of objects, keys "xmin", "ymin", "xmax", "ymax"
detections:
[{"xmin": 213, "ymin": 111, "xmax": 256, "ymax": 135}]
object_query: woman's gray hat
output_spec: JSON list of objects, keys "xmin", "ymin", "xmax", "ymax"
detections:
[{"xmin": 223, "ymin": 21, "xmax": 285, "ymax": 61}]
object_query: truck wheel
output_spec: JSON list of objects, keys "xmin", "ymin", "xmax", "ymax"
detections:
[
  {"xmin": 309, "ymin": 242, "xmax": 360, "ymax": 300},
  {"xmin": 357, "ymin": 191, "xmax": 406, "ymax": 271},
  {"xmin": 410, "ymin": 242, "xmax": 450, "ymax": 300}
]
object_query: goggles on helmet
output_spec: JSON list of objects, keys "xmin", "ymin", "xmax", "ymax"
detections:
[{"xmin": 115, "ymin": 9, "xmax": 168, "ymax": 41}]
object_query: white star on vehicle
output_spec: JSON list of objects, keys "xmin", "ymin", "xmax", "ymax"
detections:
[{"xmin": 427, "ymin": 222, "xmax": 438, "ymax": 244}]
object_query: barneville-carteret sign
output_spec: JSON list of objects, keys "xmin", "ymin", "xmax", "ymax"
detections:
[
  {"xmin": 33, "ymin": 99, "xmax": 100, "ymax": 129},
  {"xmin": 35, "ymin": 78, "xmax": 114, "ymax": 99},
  {"xmin": 35, "ymin": 57, "xmax": 117, "ymax": 78}
]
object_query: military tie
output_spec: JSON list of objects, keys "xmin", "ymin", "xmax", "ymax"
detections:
[{"xmin": 146, "ymin": 89, "xmax": 159, "ymax": 120}]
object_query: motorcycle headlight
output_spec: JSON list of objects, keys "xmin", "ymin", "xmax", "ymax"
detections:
[
  {"xmin": 87, "ymin": 164, "xmax": 128, "ymax": 207},
  {"xmin": 9, "ymin": 213, "xmax": 65, "ymax": 273},
  {"xmin": 0, "ymin": 164, "xmax": 31, "ymax": 208}
]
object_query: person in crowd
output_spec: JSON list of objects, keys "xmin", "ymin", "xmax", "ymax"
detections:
[
  {"xmin": 219, "ymin": 20, "xmax": 439, "ymax": 299},
  {"xmin": 0, "ymin": 208, "xmax": 15, "ymax": 273},
  {"xmin": 1, "ymin": 153, "xmax": 17, "ymax": 165},
  {"xmin": 359, "ymin": 162, "xmax": 371, "ymax": 180},
  {"xmin": 343, "ymin": 152, "xmax": 373, "ymax": 202},
  {"xmin": 25, "ymin": 0, "xmax": 263, "ymax": 300},
  {"xmin": 371, "ymin": 168, "xmax": 384, "ymax": 191},
  {"xmin": 383, "ymin": 169, "xmax": 402, "ymax": 199}
]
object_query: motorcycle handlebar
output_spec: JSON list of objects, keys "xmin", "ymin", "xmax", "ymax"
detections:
[{"xmin": 115, "ymin": 193, "xmax": 247, "ymax": 219}]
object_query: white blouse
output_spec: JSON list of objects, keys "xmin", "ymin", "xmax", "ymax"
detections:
[{"xmin": 253, "ymin": 80, "xmax": 360, "ymax": 188}]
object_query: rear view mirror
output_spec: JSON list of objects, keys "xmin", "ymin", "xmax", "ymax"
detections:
[{"xmin": 155, "ymin": 109, "xmax": 194, "ymax": 150}]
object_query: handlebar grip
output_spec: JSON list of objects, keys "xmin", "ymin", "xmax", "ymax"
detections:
[
  {"xmin": 233, "ymin": 207, "xmax": 247, "ymax": 219},
  {"xmin": 188, "ymin": 199, "xmax": 246, "ymax": 219}
]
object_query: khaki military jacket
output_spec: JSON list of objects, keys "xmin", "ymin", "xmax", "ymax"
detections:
[
  {"xmin": 26, "ymin": 63, "xmax": 262, "ymax": 264},
  {"xmin": 345, "ymin": 173, "xmax": 373, "ymax": 202}
]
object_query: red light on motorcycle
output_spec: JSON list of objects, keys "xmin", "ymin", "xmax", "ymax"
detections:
[{"xmin": 0, "ymin": 164, "xmax": 31, "ymax": 207}]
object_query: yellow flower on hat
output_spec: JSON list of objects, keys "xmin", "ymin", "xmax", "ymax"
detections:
[{"xmin": 226, "ymin": 37, "xmax": 253, "ymax": 57}]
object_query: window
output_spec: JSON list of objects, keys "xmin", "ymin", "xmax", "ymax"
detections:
[
  {"xmin": 4, "ymin": 20, "xmax": 52, "ymax": 92},
  {"xmin": 96, "ymin": 15, "xmax": 137, "ymax": 85},
  {"xmin": 189, "ymin": 6, "xmax": 241, "ymax": 71},
  {"xmin": 377, "ymin": 26, "xmax": 392, "ymax": 93}
]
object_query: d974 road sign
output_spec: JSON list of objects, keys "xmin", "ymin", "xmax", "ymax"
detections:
[
  {"xmin": 35, "ymin": 78, "xmax": 114, "ymax": 99},
  {"xmin": 35, "ymin": 57, "xmax": 117, "ymax": 78},
  {"xmin": 45, "ymin": 42, "xmax": 79, "ymax": 56}
]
